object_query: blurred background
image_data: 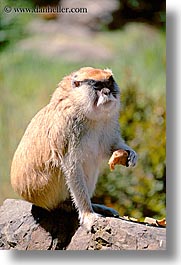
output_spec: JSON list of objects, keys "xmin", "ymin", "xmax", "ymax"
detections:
[{"xmin": 0, "ymin": 0, "xmax": 166, "ymax": 219}]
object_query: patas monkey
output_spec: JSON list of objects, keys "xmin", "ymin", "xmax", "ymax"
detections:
[{"xmin": 11, "ymin": 67, "xmax": 137, "ymax": 228}]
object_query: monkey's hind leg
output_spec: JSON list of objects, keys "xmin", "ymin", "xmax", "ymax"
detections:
[{"xmin": 92, "ymin": 203, "xmax": 120, "ymax": 218}]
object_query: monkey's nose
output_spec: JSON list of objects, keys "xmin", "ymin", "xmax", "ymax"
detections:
[{"xmin": 101, "ymin": 88, "xmax": 110, "ymax": 96}]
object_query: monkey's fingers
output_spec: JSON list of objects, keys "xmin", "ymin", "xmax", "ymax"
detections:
[{"xmin": 108, "ymin": 149, "xmax": 128, "ymax": 171}]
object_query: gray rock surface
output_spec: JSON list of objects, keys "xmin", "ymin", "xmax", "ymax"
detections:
[{"xmin": 0, "ymin": 199, "xmax": 166, "ymax": 250}]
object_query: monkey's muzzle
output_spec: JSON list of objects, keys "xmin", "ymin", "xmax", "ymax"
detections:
[{"xmin": 96, "ymin": 88, "xmax": 117, "ymax": 107}]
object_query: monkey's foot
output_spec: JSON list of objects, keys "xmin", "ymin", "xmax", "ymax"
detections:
[
  {"xmin": 80, "ymin": 212, "xmax": 103, "ymax": 232},
  {"xmin": 92, "ymin": 203, "xmax": 119, "ymax": 218}
]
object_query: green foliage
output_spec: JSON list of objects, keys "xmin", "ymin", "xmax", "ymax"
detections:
[
  {"xmin": 0, "ymin": 0, "xmax": 33, "ymax": 50},
  {"xmin": 96, "ymin": 23, "xmax": 166, "ymax": 95},
  {"xmin": 93, "ymin": 82, "xmax": 166, "ymax": 219}
]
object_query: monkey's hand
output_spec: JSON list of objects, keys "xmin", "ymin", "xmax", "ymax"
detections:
[
  {"xmin": 126, "ymin": 149, "xmax": 137, "ymax": 167},
  {"xmin": 108, "ymin": 149, "xmax": 137, "ymax": 170}
]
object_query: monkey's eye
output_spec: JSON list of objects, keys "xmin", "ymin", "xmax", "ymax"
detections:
[
  {"xmin": 88, "ymin": 81, "xmax": 104, "ymax": 91},
  {"xmin": 86, "ymin": 79, "xmax": 96, "ymax": 86},
  {"xmin": 93, "ymin": 81, "xmax": 103, "ymax": 90}
]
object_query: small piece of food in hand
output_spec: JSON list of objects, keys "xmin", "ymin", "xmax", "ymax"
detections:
[{"xmin": 108, "ymin": 149, "xmax": 128, "ymax": 170}]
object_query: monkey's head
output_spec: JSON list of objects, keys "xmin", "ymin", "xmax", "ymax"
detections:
[{"xmin": 55, "ymin": 67, "xmax": 120, "ymax": 120}]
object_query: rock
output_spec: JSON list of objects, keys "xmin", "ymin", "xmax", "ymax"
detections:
[
  {"xmin": 0, "ymin": 199, "xmax": 166, "ymax": 250},
  {"xmin": 0, "ymin": 199, "xmax": 79, "ymax": 250}
]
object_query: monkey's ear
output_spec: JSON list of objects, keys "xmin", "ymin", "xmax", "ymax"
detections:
[{"xmin": 72, "ymin": 80, "xmax": 81, "ymax": 88}]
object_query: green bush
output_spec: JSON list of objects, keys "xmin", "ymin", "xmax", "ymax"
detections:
[
  {"xmin": 93, "ymin": 82, "xmax": 166, "ymax": 219},
  {"xmin": 0, "ymin": 0, "xmax": 32, "ymax": 50}
]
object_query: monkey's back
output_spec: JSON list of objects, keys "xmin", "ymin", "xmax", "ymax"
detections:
[{"xmin": 10, "ymin": 105, "xmax": 69, "ymax": 210}]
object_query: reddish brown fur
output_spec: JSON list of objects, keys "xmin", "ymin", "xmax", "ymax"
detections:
[{"xmin": 72, "ymin": 67, "xmax": 113, "ymax": 81}]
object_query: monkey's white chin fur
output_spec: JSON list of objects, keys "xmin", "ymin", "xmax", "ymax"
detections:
[{"xmin": 96, "ymin": 94, "xmax": 117, "ymax": 107}]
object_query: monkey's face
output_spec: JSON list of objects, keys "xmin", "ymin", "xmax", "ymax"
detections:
[{"xmin": 71, "ymin": 67, "xmax": 120, "ymax": 120}]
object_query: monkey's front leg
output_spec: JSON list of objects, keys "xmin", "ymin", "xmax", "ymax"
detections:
[{"xmin": 64, "ymin": 160, "xmax": 101, "ymax": 230}]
